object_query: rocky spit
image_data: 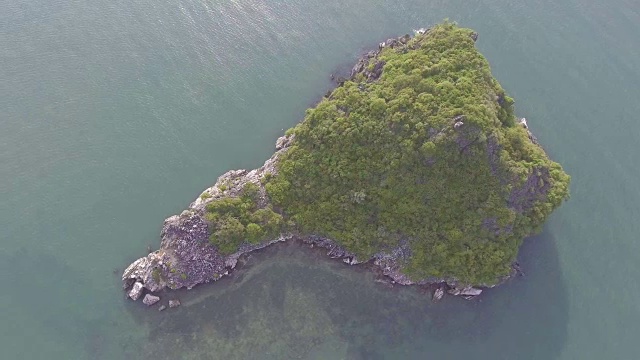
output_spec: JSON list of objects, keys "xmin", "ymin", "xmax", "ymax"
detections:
[{"xmin": 122, "ymin": 29, "xmax": 534, "ymax": 306}]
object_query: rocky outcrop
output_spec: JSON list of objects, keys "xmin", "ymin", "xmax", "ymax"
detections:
[
  {"xmin": 122, "ymin": 134, "xmax": 292, "ymax": 300},
  {"xmin": 348, "ymin": 33, "xmax": 424, "ymax": 83},
  {"xmin": 432, "ymin": 287, "xmax": 445, "ymax": 302},
  {"xmin": 448, "ymin": 286, "xmax": 483, "ymax": 299},
  {"xmin": 520, "ymin": 117, "xmax": 540, "ymax": 144},
  {"xmin": 128, "ymin": 281, "xmax": 144, "ymax": 301},
  {"xmin": 143, "ymin": 294, "xmax": 160, "ymax": 306},
  {"xmin": 483, "ymin": 117, "xmax": 551, "ymax": 219}
]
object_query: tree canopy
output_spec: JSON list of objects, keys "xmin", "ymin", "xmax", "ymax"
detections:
[
  {"xmin": 263, "ymin": 22, "xmax": 570, "ymax": 284},
  {"xmin": 204, "ymin": 23, "xmax": 569, "ymax": 285}
]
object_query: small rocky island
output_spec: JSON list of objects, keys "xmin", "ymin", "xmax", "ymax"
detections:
[{"xmin": 123, "ymin": 23, "xmax": 570, "ymax": 305}]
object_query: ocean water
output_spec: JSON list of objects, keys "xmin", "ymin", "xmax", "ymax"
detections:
[{"xmin": 1, "ymin": 0, "xmax": 639, "ymax": 359}]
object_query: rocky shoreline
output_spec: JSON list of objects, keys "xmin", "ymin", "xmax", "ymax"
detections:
[{"xmin": 122, "ymin": 28, "xmax": 525, "ymax": 307}]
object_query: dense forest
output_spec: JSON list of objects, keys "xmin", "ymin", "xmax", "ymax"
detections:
[{"xmin": 206, "ymin": 22, "xmax": 570, "ymax": 285}]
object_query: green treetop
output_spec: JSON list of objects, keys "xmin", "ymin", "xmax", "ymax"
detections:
[{"xmin": 262, "ymin": 22, "xmax": 570, "ymax": 285}]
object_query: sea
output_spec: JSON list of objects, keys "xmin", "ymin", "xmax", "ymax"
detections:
[{"xmin": 1, "ymin": 0, "xmax": 639, "ymax": 359}]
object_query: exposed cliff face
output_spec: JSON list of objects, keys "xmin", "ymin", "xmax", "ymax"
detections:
[
  {"xmin": 123, "ymin": 140, "xmax": 291, "ymax": 294},
  {"xmin": 122, "ymin": 25, "xmax": 568, "ymax": 302}
]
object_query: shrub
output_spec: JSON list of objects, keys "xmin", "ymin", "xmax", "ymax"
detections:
[
  {"xmin": 205, "ymin": 183, "xmax": 284, "ymax": 253},
  {"xmin": 246, "ymin": 223, "xmax": 265, "ymax": 243}
]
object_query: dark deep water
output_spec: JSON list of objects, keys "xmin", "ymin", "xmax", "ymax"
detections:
[{"xmin": 1, "ymin": 0, "xmax": 639, "ymax": 359}]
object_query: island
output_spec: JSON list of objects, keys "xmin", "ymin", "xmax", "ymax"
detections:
[{"xmin": 122, "ymin": 22, "xmax": 570, "ymax": 305}]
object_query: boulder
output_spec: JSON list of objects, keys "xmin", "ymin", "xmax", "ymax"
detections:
[
  {"xmin": 143, "ymin": 294, "xmax": 160, "ymax": 306},
  {"xmin": 432, "ymin": 287, "xmax": 444, "ymax": 302},
  {"xmin": 121, "ymin": 252, "xmax": 166, "ymax": 293},
  {"xmin": 460, "ymin": 287, "xmax": 482, "ymax": 296},
  {"xmin": 128, "ymin": 281, "xmax": 144, "ymax": 301},
  {"xmin": 342, "ymin": 256, "xmax": 358, "ymax": 265},
  {"xmin": 169, "ymin": 299, "xmax": 181, "ymax": 308},
  {"xmin": 448, "ymin": 286, "xmax": 482, "ymax": 297},
  {"xmin": 158, "ymin": 305, "xmax": 167, "ymax": 312}
]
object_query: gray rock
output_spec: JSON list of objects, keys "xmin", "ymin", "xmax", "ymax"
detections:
[
  {"xmin": 448, "ymin": 286, "xmax": 482, "ymax": 297},
  {"xmin": 432, "ymin": 287, "xmax": 444, "ymax": 302},
  {"xmin": 158, "ymin": 305, "xmax": 167, "ymax": 312},
  {"xmin": 120, "ymin": 141, "xmax": 289, "ymax": 297},
  {"xmin": 385, "ymin": 38, "xmax": 399, "ymax": 48},
  {"xmin": 453, "ymin": 115, "xmax": 466, "ymax": 122},
  {"xmin": 128, "ymin": 281, "xmax": 144, "ymax": 301},
  {"xmin": 342, "ymin": 256, "xmax": 359, "ymax": 265},
  {"xmin": 275, "ymin": 134, "xmax": 294, "ymax": 150},
  {"xmin": 513, "ymin": 261, "xmax": 525, "ymax": 277},
  {"xmin": 358, "ymin": 60, "xmax": 384, "ymax": 82},
  {"xmin": 169, "ymin": 299, "xmax": 181, "ymax": 308},
  {"xmin": 122, "ymin": 253, "xmax": 166, "ymax": 293},
  {"xmin": 143, "ymin": 294, "xmax": 160, "ymax": 306}
]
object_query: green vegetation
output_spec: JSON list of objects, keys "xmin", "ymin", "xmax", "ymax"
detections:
[
  {"xmin": 152, "ymin": 268, "xmax": 162, "ymax": 284},
  {"xmin": 206, "ymin": 182, "xmax": 284, "ymax": 254},
  {"xmin": 201, "ymin": 23, "xmax": 569, "ymax": 285},
  {"xmin": 263, "ymin": 23, "xmax": 570, "ymax": 284}
]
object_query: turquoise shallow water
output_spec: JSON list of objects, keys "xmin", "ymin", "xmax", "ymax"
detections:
[{"xmin": 1, "ymin": 0, "xmax": 639, "ymax": 359}]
